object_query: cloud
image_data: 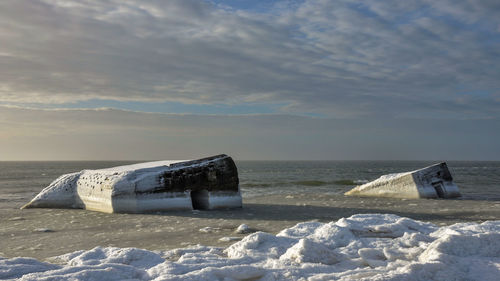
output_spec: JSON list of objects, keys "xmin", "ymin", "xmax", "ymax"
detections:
[
  {"xmin": 1, "ymin": 106, "xmax": 499, "ymax": 160},
  {"xmin": 0, "ymin": 0, "xmax": 499, "ymax": 118}
]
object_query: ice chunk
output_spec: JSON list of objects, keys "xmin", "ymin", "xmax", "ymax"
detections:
[{"xmin": 235, "ymin": 224, "xmax": 252, "ymax": 234}]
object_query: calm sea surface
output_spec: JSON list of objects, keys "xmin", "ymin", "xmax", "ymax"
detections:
[{"xmin": 1, "ymin": 161, "xmax": 499, "ymax": 208}]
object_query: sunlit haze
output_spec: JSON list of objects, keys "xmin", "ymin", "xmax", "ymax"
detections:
[{"xmin": 1, "ymin": 0, "xmax": 499, "ymax": 160}]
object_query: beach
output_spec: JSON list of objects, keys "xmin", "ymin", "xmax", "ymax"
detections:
[
  {"xmin": 1, "ymin": 161, "xmax": 499, "ymax": 280},
  {"xmin": 2, "ymin": 193, "xmax": 499, "ymax": 260},
  {"xmin": 2, "ymin": 0, "xmax": 500, "ymax": 278}
]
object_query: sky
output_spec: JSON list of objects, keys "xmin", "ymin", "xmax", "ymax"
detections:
[{"xmin": 1, "ymin": 0, "xmax": 499, "ymax": 161}]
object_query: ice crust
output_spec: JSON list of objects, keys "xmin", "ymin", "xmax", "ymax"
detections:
[
  {"xmin": 2, "ymin": 214, "xmax": 499, "ymax": 281},
  {"xmin": 21, "ymin": 155, "xmax": 242, "ymax": 213},
  {"xmin": 21, "ymin": 161, "xmax": 190, "ymax": 211},
  {"xmin": 345, "ymin": 163, "xmax": 461, "ymax": 199}
]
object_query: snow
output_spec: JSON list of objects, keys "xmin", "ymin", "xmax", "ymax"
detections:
[
  {"xmin": 99, "ymin": 160, "xmax": 187, "ymax": 173},
  {"xmin": 21, "ymin": 155, "xmax": 242, "ymax": 213},
  {"xmin": 375, "ymin": 172, "xmax": 409, "ymax": 183},
  {"xmin": 219, "ymin": 237, "xmax": 242, "ymax": 242},
  {"xmin": 345, "ymin": 163, "xmax": 461, "ymax": 199},
  {"xmin": 235, "ymin": 224, "xmax": 251, "ymax": 234},
  {"xmin": 199, "ymin": 227, "xmax": 221, "ymax": 233},
  {"xmin": 2, "ymin": 214, "xmax": 499, "ymax": 281},
  {"xmin": 24, "ymin": 160, "xmax": 190, "ymax": 206}
]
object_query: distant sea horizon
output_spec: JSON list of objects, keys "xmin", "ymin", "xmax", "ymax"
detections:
[
  {"xmin": 2, "ymin": 159, "xmax": 500, "ymax": 161},
  {"xmin": 1, "ymin": 160, "xmax": 499, "ymax": 201}
]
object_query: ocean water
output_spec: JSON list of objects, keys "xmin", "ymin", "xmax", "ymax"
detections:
[
  {"xmin": 1, "ymin": 160, "xmax": 499, "ymax": 262},
  {"xmin": 1, "ymin": 161, "xmax": 499, "ymax": 208},
  {"xmin": 238, "ymin": 161, "xmax": 500, "ymax": 200}
]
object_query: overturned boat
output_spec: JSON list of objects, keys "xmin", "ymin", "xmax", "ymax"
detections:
[
  {"xmin": 345, "ymin": 162, "xmax": 461, "ymax": 199},
  {"xmin": 22, "ymin": 154, "xmax": 242, "ymax": 213}
]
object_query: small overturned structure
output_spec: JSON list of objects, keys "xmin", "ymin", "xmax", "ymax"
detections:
[
  {"xmin": 22, "ymin": 154, "xmax": 242, "ymax": 213},
  {"xmin": 345, "ymin": 162, "xmax": 461, "ymax": 199}
]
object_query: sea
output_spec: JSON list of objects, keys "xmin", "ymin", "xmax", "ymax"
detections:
[
  {"xmin": 1, "ymin": 160, "xmax": 500, "ymax": 208},
  {"xmin": 1, "ymin": 160, "xmax": 500, "ymax": 280},
  {"xmin": 238, "ymin": 160, "xmax": 500, "ymax": 200}
]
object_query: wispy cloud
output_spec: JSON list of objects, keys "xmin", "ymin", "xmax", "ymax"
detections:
[{"xmin": 0, "ymin": 0, "xmax": 499, "ymax": 119}]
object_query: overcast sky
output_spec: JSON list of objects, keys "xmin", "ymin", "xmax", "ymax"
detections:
[{"xmin": 1, "ymin": 0, "xmax": 499, "ymax": 160}]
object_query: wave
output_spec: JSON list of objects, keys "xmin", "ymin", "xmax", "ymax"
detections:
[
  {"xmin": 333, "ymin": 179, "xmax": 356, "ymax": 185},
  {"xmin": 242, "ymin": 179, "xmax": 369, "ymax": 188},
  {"xmin": 241, "ymin": 181, "xmax": 329, "ymax": 188},
  {"xmin": 241, "ymin": 183, "xmax": 273, "ymax": 188},
  {"xmin": 333, "ymin": 179, "xmax": 368, "ymax": 185},
  {"xmin": 292, "ymin": 180, "xmax": 329, "ymax": 186}
]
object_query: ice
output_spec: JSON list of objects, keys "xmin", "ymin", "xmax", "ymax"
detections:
[
  {"xmin": 33, "ymin": 228, "xmax": 54, "ymax": 233},
  {"xmin": 2, "ymin": 214, "xmax": 499, "ymax": 280},
  {"xmin": 219, "ymin": 237, "xmax": 242, "ymax": 242},
  {"xmin": 279, "ymin": 238, "xmax": 342, "ymax": 265},
  {"xmin": 0, "ymin": 257, "xmax": 59, "ymax": 279},
  {"xmin": 345, "ymin": 162, "xmax": 461, "ymax": 199},
  {"xmin": 199, "ymin": 227, "xmax": 221, "ymax": 233},
  {"xmin": 235, "ymin": 224, "xmax": 251, "ymax": 234},
  {"xmin": 21, "ymin": 155, "xmax": 242, "ymax": 213},
  {"xmin": 52, "ymin": 247, "xmax": 165, "ymax": 269}
]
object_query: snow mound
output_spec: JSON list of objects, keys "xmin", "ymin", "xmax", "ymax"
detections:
[{"xmin": 2, "ymin": 214, "xmax": 499, "ymax": 280}]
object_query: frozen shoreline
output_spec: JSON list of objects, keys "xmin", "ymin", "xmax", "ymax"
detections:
[
  {"xmin": 2, "ymin": 161, "xmax": 499, "ymax": 279},
  {"xmin": 2, "ymin": 193, "xmax": 500, "ymax": 260},
  {"xmin": 2, "ymin": 213, "xmax": 499, "ymax": 280}
]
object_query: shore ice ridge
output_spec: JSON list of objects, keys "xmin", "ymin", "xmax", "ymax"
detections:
[{"xmin": 1, "ymin": 214, "xmax": 499, "ymax": 281}]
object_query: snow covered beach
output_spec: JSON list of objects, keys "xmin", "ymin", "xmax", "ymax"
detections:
[
  {"xmin": 2, "ymin": 192, "xmax": 500, "ymax": 280},
  {"xmin": 0, "ymin": 163, "xmax": 500, "ymax": 280},
  {"xmin": 2, "ymin": 213, "xmax": 499, "ymax": 280},
  {"xmin": 3, "ymin": 192, "xmax": 499, "ymax": 260}
]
